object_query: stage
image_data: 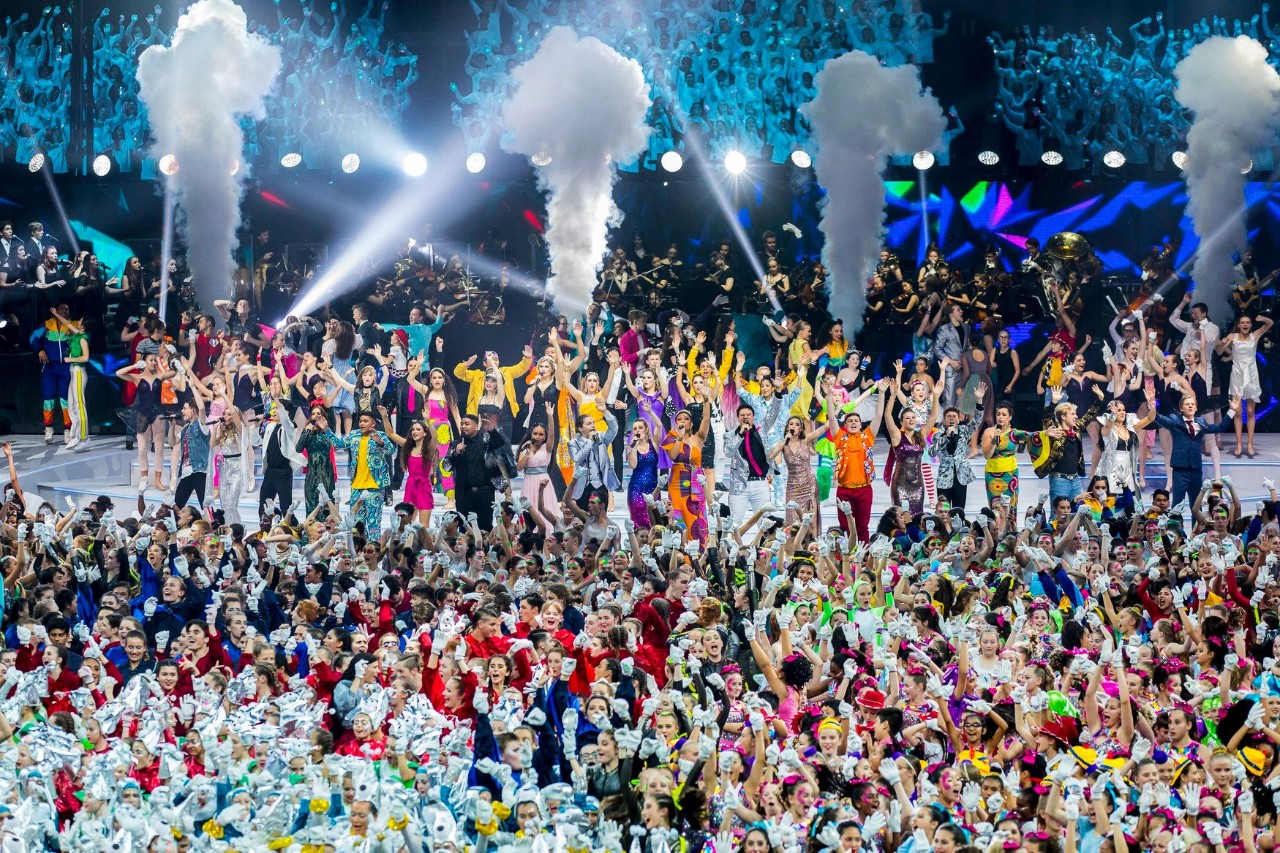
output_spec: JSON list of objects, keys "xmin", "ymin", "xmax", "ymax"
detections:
[{"xmin": 13, "ymin": 433, "xmax": 1279, "ymax": 532}]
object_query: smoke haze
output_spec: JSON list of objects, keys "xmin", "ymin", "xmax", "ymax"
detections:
[
  {"xmin": 801, "ymin": 51, "xmax": 945, "ymax": 333},
  {"xmin": 501, "ymin": 27, "xmax": 650, "ymax": 311},
  {"xmin": 137, "ymin": 0, "xmax": 281, "ymax": 311},
  {"xmin": 1175, "ymin": 36, "xmax": 1280, "ymax": 318}
]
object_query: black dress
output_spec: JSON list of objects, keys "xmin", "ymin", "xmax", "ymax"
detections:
[
  {"xmin": 993, "ymin": 347, "xmax": 1017, "ymax": 397},
  {"xmin": 686, "ymin": 400, "xmax": 716, "ymax": 468}
]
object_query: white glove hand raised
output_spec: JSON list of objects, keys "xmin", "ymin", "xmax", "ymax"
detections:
[{"xmin": 1063, "ymin": 795, "xmax": 1080, "ymax": 820}]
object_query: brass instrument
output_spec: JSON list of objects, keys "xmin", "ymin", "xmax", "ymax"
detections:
[
  {"xmin": 1044, "ymin": 232, "xmax": 1090, "ymax": 261},
  {"xmin": 1041, "ymin": 231, "xmax": 1095, "ymax": 311},
  {"xmin": 393, "ymin": 257, "xmax": 416, "ymax": 279}
]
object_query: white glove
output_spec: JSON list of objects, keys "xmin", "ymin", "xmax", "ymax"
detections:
[
  {"xmin": 1130, "ymin": 735, "xmax": 1152, "ymax": 763},
  {"xmin": 1063, "ymin": 795, "xmax": 1080, "ymax": 820},
  {"xmin": 1182, "ymin": 784, "xmax": 1201, "ymax": 816},
  {"xmin": 144, "ymin": 597, "xmax": 158, "ymax": 618},
  {"xmin": 155, "ymin": 630, "xmax": 170, "ymax": 651}
]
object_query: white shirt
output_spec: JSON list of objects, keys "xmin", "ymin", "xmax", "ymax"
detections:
[{"xmin": 1168, "ymin": 311, "xmax": 1220, "ymax": 361}]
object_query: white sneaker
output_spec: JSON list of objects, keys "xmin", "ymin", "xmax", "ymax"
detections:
[
  {"xmin": 62, "ymin": 430, "xmax": 71, "ymax": 445},
  {"xmin": 65, "ymin": 437, "xmax": 80, "ymax": 451},
  {"xmin": 43, "ymin": 427, "xmax": 53, "ymax": 444}
]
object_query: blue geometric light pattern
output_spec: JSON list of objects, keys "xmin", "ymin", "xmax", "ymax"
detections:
[
  {"xmin": 881, "ymin": 180, "xmax": 1280, "ymax": 279},
  {"xmin": 879, "ymin": 179, "xmax": 1278, "ymax": 422}
]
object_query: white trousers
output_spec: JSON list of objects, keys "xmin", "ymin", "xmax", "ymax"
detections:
[{"xmin": 728, "ymin": 480, "xmax": 773, "ymax": 530}]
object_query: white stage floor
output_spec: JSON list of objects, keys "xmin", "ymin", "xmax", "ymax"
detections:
[{"xmin": 11, "ymin": 432, "xmax": 1280, "ymax": 527}]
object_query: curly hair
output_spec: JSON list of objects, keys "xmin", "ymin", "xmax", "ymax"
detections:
[{"xmin": 779, "ymin": 653, "xmax": 814, "ymax": 691}]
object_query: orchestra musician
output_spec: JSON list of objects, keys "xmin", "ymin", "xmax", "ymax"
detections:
[
  {"xmin": 754, "ymin": 256, "xmax": 790, "ymax": 302},
  {"xmin": 876, "ymin": 250, "xmax": 904, "ymax": 288},
  {"xmin": 917, "ymin": 244, "xmax": 949, "ymax": 297}
]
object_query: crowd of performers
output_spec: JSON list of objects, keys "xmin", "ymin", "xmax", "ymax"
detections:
[{"xmin": 1, "ymin": 213, "xmax": 1278, "ymax": 853}]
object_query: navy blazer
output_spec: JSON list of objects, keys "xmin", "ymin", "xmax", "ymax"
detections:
[{"xmin": 1153, "ymin": 411, "xmax": 1233, "ymax": 469}]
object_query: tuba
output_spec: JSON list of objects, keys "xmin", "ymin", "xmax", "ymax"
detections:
[{"xmin": 1044, "ymin": 232, "xmax": 1090, "ymax": 261}]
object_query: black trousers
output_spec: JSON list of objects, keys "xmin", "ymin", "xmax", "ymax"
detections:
[
  {"xmin": 937, "ymin": 481, "xmax": 969, "ymax": 512},
  {"xmin": 391, "ymin": 377, "xmax": 412, "ymax": 489},
  {"xmin": 259, "ymin": 467, "xmax": 294, "ymax": 519},
  {"xmin": 611, "ymin": 416, "xmax": 627, "ymax": 481},
  {"xmin": 456, "ymin": 485, "xmax": 496, "ymax": 531},
  {"xmin": 174, "ymin": 473, "xmax": 207, "ymax": 509}
]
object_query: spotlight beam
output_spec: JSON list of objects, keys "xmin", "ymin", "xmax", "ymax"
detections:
[
  {"xmin": 917, "ymin": 169, "xmax": 931, "ymax": 264},
  {"xmin": 1145, "ymin": 163, "xmax": 1280, "ymax": 306},
  {"xmin": 684, "ymin": 139, "xmax": 777, "ymax": 314},
  {"xmin": 286, "ymin": 143, "xmax": 468, "ymax": 320},
  {"xmin": 157, "ymin": 184, "xmax": 176, "ymax": 322},
  {"xmin": 38, "ymin": 165, "xmax": 80, "ymax": 257}
]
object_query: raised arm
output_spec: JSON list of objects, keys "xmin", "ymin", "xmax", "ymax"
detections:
[
  {"xmin": 883, "ymin": 385, "xmax": 902, "ymax": 445},
  {"xmin": 376, "ymin": 406, "xmax": 406, "ymax": 445}
]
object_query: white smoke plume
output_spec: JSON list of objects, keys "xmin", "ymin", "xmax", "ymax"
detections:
[
  {"xmin": 501, "ymin": 27, "xmax": 650, "ymax": 311},
  {"xmin": 1175, "ymin": 36, "xmax": 1280, "ymax": 318},
  {"xmin": 801, "ymin": 51, "xmax": 945, "ymax": 334},
  {"xmin": 137, "ymin": 0, "xmax": 281, "ymax": 311}
]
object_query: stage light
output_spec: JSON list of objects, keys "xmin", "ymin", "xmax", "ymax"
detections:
[
  {"xmin": 281, "ymin": 152, "xmax": 302, "ymax": 168},
  {"xmin": 1172, "ymin": 151, "xmax": 1187, "ymax": 170},
  {"xmin": 402, "ymin": 153, "xmax": 428, "ymax": 177},
  {"xmin": 158, "ymin": 154, "xmax": 178, "ymax": 176},
  {"xmin": 28, "ymin": 153, "xmax": 45, "ymax": 173},
  {"xmin": 912, "ymin": 150, "xmax": 935, "ymax": 171},
  {"xmin": 1102, "ymin": 150, "xmax": 1126, "ymax": 168},
  {"xmin": 466, "ymin": 152, "xmax": 486, "ymax": 174},
  {"xmin": 341, "ymin": 153, "xmax": 361, "ymax": 174},
  {"xmin": 92, "ymin": 155, "xmax": 112, "ymax": 177},
  {"xmin": 660, "ymin": 151, "xmax": 683, "ymax": 173},
  {"xmin": 978, "ymin": 150, "xmax": 1000, "ymax": 166},
  {"xmin": 1041, "ymin": 150, "xmax": 1064, "ymax": 166},
  {"xmin": 724, "ymin": 150, "xmax": 747, "ymax": 174},
  {"xmin": 790, "ymin": 149, "xmax": 812, "ymax": 169},
  {"xmin": 1241, "ymin": 157, "xmax": 1254, "ymax": 174},
  {"xmin": 531, "ymin": 151, "xmax": 552, "ymax": 167}
]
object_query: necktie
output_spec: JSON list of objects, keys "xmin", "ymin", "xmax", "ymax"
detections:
[{"xmin": 1186, "ymin": 418, "xmax": 1196, "ymax": 437}]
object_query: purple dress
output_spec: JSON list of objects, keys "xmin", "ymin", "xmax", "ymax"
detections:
[
  {"xmin": 635, "ymin": 390, "xmax": 671, "ymax": 468},
  {"xmin": 628, "ymin": 444, "xmax": 659, "ymax": 528}
]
